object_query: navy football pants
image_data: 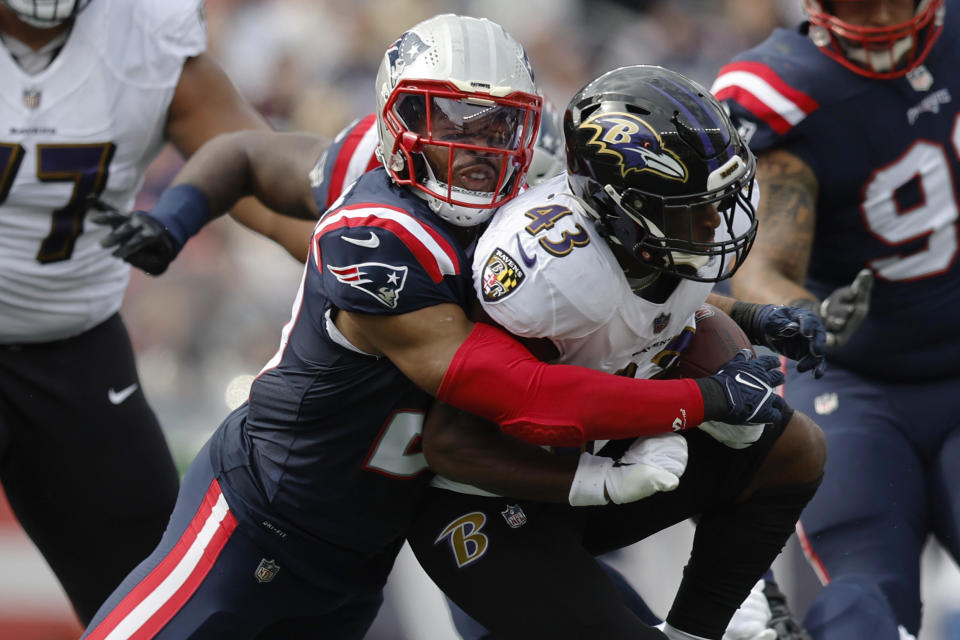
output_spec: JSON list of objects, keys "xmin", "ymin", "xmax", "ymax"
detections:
[
  {"xmin": 788, "ymin": 365, "xmax": 960, "ymax": 638},
  {"xmin": 83, "ymin": 441, "xmax": 383, "ymax": 639}
]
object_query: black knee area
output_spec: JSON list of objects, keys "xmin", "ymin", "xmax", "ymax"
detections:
[{"xmin": 666, "ymin": 477, "xmax": 822, "ymax": 639}]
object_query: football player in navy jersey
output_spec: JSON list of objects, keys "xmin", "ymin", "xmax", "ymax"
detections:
[
  {"xmin": 0, "ymin": 0, "xmax": 314, "ymax": 625},
  {"xmin": 713, "ymin": 1, "xmax": 958, "ymax": 639},
  {"xmin": 84, "ymin": 15, "xmax": 799, "ymax": 639}
]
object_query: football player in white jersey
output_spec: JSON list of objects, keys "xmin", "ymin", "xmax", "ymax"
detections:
[
  {"xmin": 0, "ymin": 0, "xmax": 314, "ymax": 624},
  {"xmin": 406, "ymin": 65, "xmax": 829, "ymax": 640}
]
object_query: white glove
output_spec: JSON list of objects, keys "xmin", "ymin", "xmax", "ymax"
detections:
[
  {"xmin": 723, "ymin": 579, "xmax": 777, "ymax": 640},
  {"xmin": 568, "ymin": 433, "xmax": 688, "ymax": 506},
  {"xmin": 698, "ymin": 420, "xmax": 765, "ymax": 449}
]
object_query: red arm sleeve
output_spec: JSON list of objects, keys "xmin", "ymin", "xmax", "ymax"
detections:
[{"xmin": 436, "ymin": 323, "xmax": 705, "ymax": 446}]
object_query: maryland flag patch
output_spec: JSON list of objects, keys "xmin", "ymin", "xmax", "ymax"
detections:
[{"xmin": 480, "ymin": 248, "xmax": 527, "ymax": 302}]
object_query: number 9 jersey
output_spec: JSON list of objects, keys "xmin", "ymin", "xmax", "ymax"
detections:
[
  {"xmin": 711, "ymin": 9, "xmax": 960, "ymax": 380},
  {"xmin": 0, "ymin": 0, "xmax": 205, "ymax": 343}
]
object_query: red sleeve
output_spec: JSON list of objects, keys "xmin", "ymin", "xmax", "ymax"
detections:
[{"xmin": 436, "ymin": 323, "xmax": 705, "ymax": 446}]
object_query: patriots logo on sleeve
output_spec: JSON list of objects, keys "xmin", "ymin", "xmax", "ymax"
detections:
[
  {"xmin": 328, "ymin": 262, "xmax": 409, "ymax": 309},
  {"xmin": 579, "ymin": 111, "xmax": 688, "ymax": 182}
]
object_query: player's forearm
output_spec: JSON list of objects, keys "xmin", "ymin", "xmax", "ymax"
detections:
[
  {"xmin": 437, "ymin": 323, "xmax": 706, "ymax": 446},
  {"xmin": 423, "ymin": 402, "xmax": 577, "ymax": 503},
  {"xmin": 227, "ymin": 198, "xmax": 315, "ymax": 263},
  {"xmin": 732, "ymin": 148, "xmax": 819, "ymax": 305},
  {"xmin": 171, "ymin": 131, "xmax": 322, "ymax": 223},
  {"xmin": 730, "ymin": 261, "xmax": 815, "ymax": 306}
]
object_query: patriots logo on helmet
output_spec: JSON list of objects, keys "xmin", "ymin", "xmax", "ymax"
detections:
[
  {"xmin": 579, "ymin": 111, "xmax": 688, "ymax": 182},
  {"xmin": 385, "ymin": 32, "xmax": 432, "ymax": 86},
  {"xmin": 328, "ymin": 262, "xmax": 408, "ymax": 309}
]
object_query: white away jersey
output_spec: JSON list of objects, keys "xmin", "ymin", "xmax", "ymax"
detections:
[{"xmin": 0, "ymin": 0, "xmax": 206, "ymax": 342}]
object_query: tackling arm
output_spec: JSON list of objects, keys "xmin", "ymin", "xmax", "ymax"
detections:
[
  {"xmin": 340, "ymin": 303, "xmax": 783, "ymax": 446},
  {"xmin": 423, "ymin": 402, "xmax": 578, "ymax": 503}
]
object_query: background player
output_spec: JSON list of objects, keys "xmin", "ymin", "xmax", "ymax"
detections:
[
  {"xmin": 712, "ymin": 0, "xmax": 958, "ymax": 638},
  {"xmin": 0, "ymin": 0, "xmax": 313, "ymax": 625}
]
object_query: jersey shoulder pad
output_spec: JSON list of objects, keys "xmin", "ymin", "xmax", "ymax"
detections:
[
  {"xmin": 313, "ymin": 199, "xmax": 464, "ymax": 315},
  {"xmin": 89, "ymin": 0, "xmax": 206, "ymax": 88},
  {"xmin": 310, "ymin": 113, "xmax": 381, "ymax": 213},
  {"xmin": 475, "ymin": 178, "xmax": 623, "ymax": 340},
  {"xmin": 711, "ymin": 27, "xmax": 860, "ymax": 150}
]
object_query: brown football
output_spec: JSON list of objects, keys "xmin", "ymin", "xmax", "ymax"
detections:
[{"xmin": 666, "ymin": 304, "xmax": 754, "ymax": 378}]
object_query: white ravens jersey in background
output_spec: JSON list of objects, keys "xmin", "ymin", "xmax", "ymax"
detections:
[{"xmin": 0, "ymin": 0, "xmax": 205, "ymax": 343}]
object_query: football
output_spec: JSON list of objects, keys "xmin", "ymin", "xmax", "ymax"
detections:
[{"xmin": 665, "ymin": 304, "xmax": 754, "ymax": 378}]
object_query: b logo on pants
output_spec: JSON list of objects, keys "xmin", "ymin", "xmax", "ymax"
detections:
[{"xmin": 435, "ymin": 512, "xmax": 488, "ymax": 568}]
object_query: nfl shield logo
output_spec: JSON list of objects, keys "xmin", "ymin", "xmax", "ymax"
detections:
[
  {"xmin": 906, "ymin": 65, "xmax": 934, "ymax": 92},
  {"xmin": 501, "ymin": 504, "xmax": 527, "ymax": 529},
  {"xmin": 652, "ymin": 312, "xmax": 671, "ymax": 334},
  {"xmin": 813, "ymin": 392, "xmax": 839, "ymax": 416},
  {"xmin": 254, "ymin": 558, "xmax": 280, "ymax": 583},
  {"xmin": 23, "ymin": 88, "xmax": 41, "ymax": 110}
]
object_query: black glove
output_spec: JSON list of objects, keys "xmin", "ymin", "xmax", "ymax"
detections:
[
  {"xmin": 731, "ymin": 302, "xmax": 827, "ymax": 378},
  {"xmin": 90, "ymin": 202, "xmax": 178, "ymax": 276},
  {"xmin": 89, "ymin": 184, "xmax": 210, "ymax": 276},
  {"xmin": 696, "ymin": 350, "xmax": 785, "ymax": 426}
]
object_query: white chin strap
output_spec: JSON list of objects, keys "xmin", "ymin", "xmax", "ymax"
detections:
[
  {"xmin": 418, "ymin": 158, "xmax": 515, "ymax": 228},
  {"xmin": 419, "ymin": 184, "xmax": 497, "ymax": 228},
  {"xmin": 5, "ymin": 0, "xmax": 77, "ymax": 27},
  {"xmin": 843, "ymin": 34, "xmax": 916, "ymax": 72}
]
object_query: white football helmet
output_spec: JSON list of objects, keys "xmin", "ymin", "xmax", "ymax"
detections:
[
  {"xmin": 527, "ymin": 99, "xmax": 565, "ymax": 186},
  {"xmin": 375, "ymin": 13, "xmax": 542, "ymax": 227},
  {"xmin": 1, "ymin": 0, "xmax": 91, "ymax": 27}
]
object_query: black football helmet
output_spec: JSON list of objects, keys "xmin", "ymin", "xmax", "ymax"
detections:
[{"xmin": 565, "ymin": 65, "xmax": 758, "ymax": 283}]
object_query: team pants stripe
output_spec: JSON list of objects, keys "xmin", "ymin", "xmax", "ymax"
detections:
[{"xmin": 86, "ymin": 479, "xmax": 238, "ymax": 640}]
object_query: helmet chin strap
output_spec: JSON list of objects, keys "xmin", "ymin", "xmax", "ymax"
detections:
[{"xmin": 842, "ymin": 34, "xmax": 916, "ymax": 72}]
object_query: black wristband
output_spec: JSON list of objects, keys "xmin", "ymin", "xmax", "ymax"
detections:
[
  {"xmin": 728, "ymin": 301, "xmax": 764, "ymax": 344},
  {"xmin": 694, "ymin": 377, "xmax": 729, "ymax": 422}
]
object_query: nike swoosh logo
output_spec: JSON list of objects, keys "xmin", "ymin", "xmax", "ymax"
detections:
[
  {"xmin": 342, "ymin": 232, "xmax": 380, "ymax": 249},
  {"xmin": 108, "ymin": 383, "xmax": 139, "ymax": 405},
  {"xmin": 734, "ymin": 373, "xmax": 764, "ymax": 391},
  {"xmin": 515, "ymin": 234, "xmax": 536, "ymax": 267}
]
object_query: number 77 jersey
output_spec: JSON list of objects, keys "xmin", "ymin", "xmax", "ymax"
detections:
[
  {"xmin": 0, "ymin": 0, "xmax": 205, "ymax": 344},
  {"xmin": 711, "ymin": 15, "xmax": 960, "ymax": 380}
]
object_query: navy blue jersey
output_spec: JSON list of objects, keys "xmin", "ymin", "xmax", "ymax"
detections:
[
  {"xmin": 211, "ymin": 168, "xmax": 473, "ymax": 587},
  {"xmin": 712, "ymin": 10, "xmax": 960, "ymax": 380}
]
